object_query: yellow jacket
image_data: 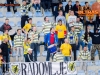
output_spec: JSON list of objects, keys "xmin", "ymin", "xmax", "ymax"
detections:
[{"xmin": 0, "ymin": 33, "xmax": 12, "ymax": 47}]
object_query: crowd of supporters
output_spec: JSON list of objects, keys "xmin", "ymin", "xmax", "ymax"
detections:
[{"xmin": 0, "ymin": 0, "xmax": 100, "ymax": 73}]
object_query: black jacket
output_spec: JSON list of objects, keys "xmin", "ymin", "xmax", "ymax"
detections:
[
  {"xmin": 73, "ymin": 4, "xmax": 81, "ymax": 16},
  {"xmin": 65, "ymin": 4, "xmax": 73, "ymax": 13},
  {"xmin": 0, "ymin": 43, "xmax": 9, "ymax": 56}
]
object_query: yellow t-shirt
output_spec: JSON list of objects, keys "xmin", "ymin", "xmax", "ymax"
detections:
[
  {"xmin": 23, "ymin": 42, "xmax": 30, "ymax": 54},
  {"xmin": 60, "ymin": 43, "xmax": 72, "ymax": 56},
  {"xmin": 66, "ymin": 13, "xmax": 69, "ymax": 21},
  {"xmin": 55, "ymin": 24, "xmax": 67, "ymax": 38},
  {"xmin": 23, "ymin": 23, "xmax": 31, "ymax": 32}
]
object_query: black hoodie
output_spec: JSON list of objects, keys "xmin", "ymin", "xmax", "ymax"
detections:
[{"xmin": 89, "ymin": 28, "xmax": 100, "ymax": 44}]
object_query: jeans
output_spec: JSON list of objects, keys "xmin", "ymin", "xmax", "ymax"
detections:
[
  {"xmin": 44, "ymin": 34, "xmax": 48, "ymax": 51},
  {"xmin": 81, "ymin": 42, "xmax": 92, "ymax": 51},
  {"xmin": 16, "ymin": 47, "xmax": 23, "ymax": 62},
  {"xmin": 58, "ymin": 38, "xmax": 64, "ymax": 47},
  {"xmin": 31, "ymin": 43, "xmax": 40, "ymax": 61},
  {"xmin": 46, "ymin": 49, "xmax": 55, "ymax": 61},
  {"xmin": 0, "ymin": 67, "xmax": 2, "ymax": 75},
  {"xmin": 3, "ymin": 56, "xmax": 9, "ymax": 72},
  {"xmin": 76, "ymin": 33, "xmax": 83, "ymax": 50},
  {"xmin": 64, "ymin": 56, "xmax": 71, "ymax": 62},
  {"xmin": 33, "ymin": 4, "xmax": 40, "ymax": 11}
]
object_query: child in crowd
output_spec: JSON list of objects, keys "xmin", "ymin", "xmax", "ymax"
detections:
[
  {"xmin": 24, "ymin": 48, "xmax": 33, "ymax": 62},
  {"xmin": 53, "ymin": 48, "xmax": 64, "ymax": 62}
]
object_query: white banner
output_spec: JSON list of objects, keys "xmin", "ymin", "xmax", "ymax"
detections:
[{"xmin": 10, "ymin": 62, "xmax": 77, "ymax": 75}]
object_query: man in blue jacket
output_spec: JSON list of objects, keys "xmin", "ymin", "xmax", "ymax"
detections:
[{"xmin": 46, "ymin": 27, "xmax": 58, "ymax": 61}]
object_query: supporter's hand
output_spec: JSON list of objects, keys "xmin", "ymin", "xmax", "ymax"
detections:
[
  {"xmin": 54, "ymin": 44, "xmax": 57, "ymax": 46},
  {"xmin": 14, "ymin": 47, "xmax": 17, "ymax": 50},
  {"xmin": 25, "ymin": 31, "xmax": 28, "ymax": 35},
  {"xmin": 90, "ymin": 20, "xmax": 93, "ymax": 23},
  {"xmin": 0, "ymin": 49, "xmax": 2, "ymax": 53}
]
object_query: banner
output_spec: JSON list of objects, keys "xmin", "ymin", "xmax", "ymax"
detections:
[{"xmin": 10, "ymin": 62, "xmax": 77, "ymax": 75}]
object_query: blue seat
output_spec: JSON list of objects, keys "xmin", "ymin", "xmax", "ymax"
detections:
[
  {"xmin": 77, "ymin": 70, "xmax": 85, "ymax": 75},
  {"xmin": 17, "ymin": 21, "xmax": 21, "ymax": 27},
  {"xmin": 72, "ymin": 2, "xmax": 75, "ymax": 6},
  {"xmin": 36, "ymin": 21, "xmax": 43, "ymax": 27},
  {"xmin": 34, "ymin": 12, "xmax": 42, "ymax": 17},
  {"xmin": 87, "ymin": 70, "xmax": 95, "ymax": 75},
  {"xmin": 95, "ymin": 60, "xmax": 100, "ymax": 66},
  {"xmin": 0, "ymin": 22, "xmax": 4, "ymax": 26},
  {"xmin": 86, "ymin": 61, "xmax": 93, "ymax": 66},
  {"xmin": 98, "ymin": 70, "xmax": 100, "ymax": 75},
  {"xmin": 28, "ymin": 11, "xmax": 33, "ymax": 18},
  {"xmin": 42, "ymin": 51, "xmax": 47, "ymax": 57},
  {"xmin": 15, "ymin": 12, "xmax": 21, "ymax": 17},
  {"xmin": 9, "ymin": 21, "xmax": 15, "ymax": 27},
  {"xmin": 6, "ymin": 12, "xmax": 13, "ymax": 18},
  {"xmin": 44, "ymin": 11, "xmax": 52, "ymax": 17},
  {"xmin": 80, "ymin": 2, "xmax": 85, "ymax": 6},
  {"xmin": 90, "ymin": 1, "xmax": 96, "ymax": 6},
  {"xmin": 0, "ymin": 31, "xmax": 3, "ymax": 35},
  {"xmin": 62, "ymin": 2, "xmax": 67, "ymax": 7},
  {"xmin": 95, "ymin": 50, "xmax": 98, "ymax": 56},
  {"xmin": 40, "ymin": 33, "xmax": 44, "ymax": 37},
  {"xmin": 75, "ymin": 61, "xmax": 81, "ymax": 67},
  {"xmin": 0, "ymin": 12, "xmax": 3, "ymax": 18}
]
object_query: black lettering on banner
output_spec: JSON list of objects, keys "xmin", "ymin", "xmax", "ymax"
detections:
[
  {"xmin": 60, "ymin": 62, "xmax": 63, "ymax": 74},
  {"xmin": 21, "ymin": 63, "xmax": 27, "ymax": 75},
  {"xmin": 39, "ymin": 62, "xmax": 44, "ymax": 75},
  {"xmin": 33, "ymin": 63, "xmax": 39, "ymax": 75},
  {"xmin": 44, "ymin": 62, "xmax": 52, "ymax": 75},
  {"xmin": 28, "ymin": 63, "xmax": 33, "ymax": 75}
]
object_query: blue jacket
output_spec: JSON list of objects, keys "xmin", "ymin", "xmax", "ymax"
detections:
[{"xmin": 45, "ymin": 33, "xmax": 58, "ymax": 46}]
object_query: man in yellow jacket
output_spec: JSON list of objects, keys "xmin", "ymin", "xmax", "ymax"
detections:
[{"xmin": 60, "ymin": 38, "xmax": 72, "ymax": 61}]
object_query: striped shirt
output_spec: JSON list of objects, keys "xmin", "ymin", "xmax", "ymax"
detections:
[
  {"xmin": 53, "ymin": 52, "xmax": 64, "ymax": 62},
  {"xmin": 81, "ymin": 34, "xmax": 92, "ymax": 44},
  {"xmin": 28, "ymin": 31, "xmax": 40, "ymax": 43},
  {"xmin": 42, "ymin": 22, "xmax": 55, "ymax": 35},
  {"xmin": 20, "ymin": 4, "xmax": 32, "ymax": 16},
  {"xmin": 14, "ymin": 35, "xmax": 24, "ymax": 47},
  {"xmin": 72, "ymin": 22, "xmax": 83, "ymax": 34},
  {"xmin": 67, "ymin": 31, "xmax": 78, "ymax": 44},
  {"xmin": 78, "ymin": 50, "xmax": 91, "ymax": 60}
]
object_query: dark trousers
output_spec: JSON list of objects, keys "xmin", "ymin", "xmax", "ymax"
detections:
[
  {"xmin": 31, "ymin": 43, "xmax": 39, "ymax": 61},
  {"xmin": 46, "ymin": 49, "xmax": 55, "ymax": 61},
  {"xmin": 6, "ymin": 0, "xmax": 17, "ymax": 13},
  {"xmin": 21, "ymin": 15, "xmax": 29, "ymax": 28},
  {"xmin": 3, "ymin": 55, "xmax": 9, "ymax": 72},
  {"xmin": 58, "ymin": 38, "xmax": 64, "ymax": 47},
  {"xmin": 71, "ymin": 44, "xmax": 76, "ymax": 61},
  {"xmin": 51, "ymin": 3, "xmax": 58, "ymax": 15},
  {"xmin": 24, "ymin": 54, "xmax": 33, "ymax": 62},
  {"xmin": 41, "ymin": 1, "xmax": 51, "ymax": 10}
]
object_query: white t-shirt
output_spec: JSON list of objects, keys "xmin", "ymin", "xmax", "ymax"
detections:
[{"xmin": 68, "ymin": 16, "xmax": 77, "ymax": 27}]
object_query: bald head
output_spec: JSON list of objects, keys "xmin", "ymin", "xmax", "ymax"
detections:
[{"xmin": 64, "ymin": 38, "xmax": 69, "ymax": 43}]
